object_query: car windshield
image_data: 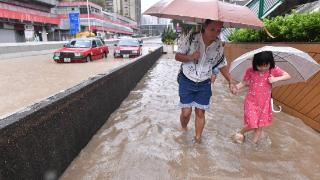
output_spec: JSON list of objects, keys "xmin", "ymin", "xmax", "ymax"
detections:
[
  {"xmin": 118, "ymin": 39, "xmax": 139, "ymax": 46},
  {"xmin": 67, "ymin": 39, "xmax": 91, "ymax": 48}
]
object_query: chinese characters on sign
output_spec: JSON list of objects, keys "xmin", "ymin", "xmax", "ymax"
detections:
[{"xmin": 69, "ymin": 12, "xmax": 80, "ymax": 35}]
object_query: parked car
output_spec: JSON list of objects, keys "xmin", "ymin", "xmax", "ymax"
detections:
[
  {"xmin": 114, "ymin": 38, "xmax": 142, "ymax": 58},
  {"xmin": 53, "ymin": 37, "xmax": 109, "ymax": 63}
]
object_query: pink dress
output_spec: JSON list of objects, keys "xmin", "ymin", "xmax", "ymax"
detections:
[{"xmin": 243, "ymin": 66, "xmax": 284, "ymax": 128}]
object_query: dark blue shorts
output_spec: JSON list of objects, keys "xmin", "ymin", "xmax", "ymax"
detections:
[{"xmin": 178, "ymin": 72, "xmax": 212, "ymax": 110}]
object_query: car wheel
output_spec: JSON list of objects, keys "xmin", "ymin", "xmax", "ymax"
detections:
[
  {"xmin": 104, "ymin": 52, "xmax": 108, "ymax": 59},
  {"xmin": 86, "ymin": 55, "xmax": 91, "ymax": 62}
]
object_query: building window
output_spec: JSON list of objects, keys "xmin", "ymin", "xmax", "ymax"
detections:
[{"xmin": 80, "ymin": 7, "xmax": 88, "ymax": 14}]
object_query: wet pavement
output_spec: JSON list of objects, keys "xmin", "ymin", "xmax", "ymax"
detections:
[
  {"xmin": 60, "ymin": 53, "xmax": 320, "ymax": 180},
  {"xmin": 0, "ymin": 39, "xmax": 161, "ymax": 118}
]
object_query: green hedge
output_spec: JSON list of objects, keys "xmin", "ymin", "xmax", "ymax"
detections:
[{"xmin": 229, "ymin": 12, "xmax": 320, "ymax": 42}]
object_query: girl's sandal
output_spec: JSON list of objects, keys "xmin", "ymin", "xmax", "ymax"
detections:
[{"xmin": 232, "ymin": 133, "xmax": 245, "ymax": 144}]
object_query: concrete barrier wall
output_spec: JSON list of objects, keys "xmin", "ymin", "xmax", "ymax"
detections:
[
  {"xmin": 0, "ymin": 47, "xmax": 163, "ymax": 179},
  {"xmin": 0, "ymin": 42, "xmax": 66, "ymax": 54}
]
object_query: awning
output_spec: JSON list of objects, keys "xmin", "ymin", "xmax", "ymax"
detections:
[{"xmin": 0, "ymin": 2, "xmax": 59, "ymax": 25}]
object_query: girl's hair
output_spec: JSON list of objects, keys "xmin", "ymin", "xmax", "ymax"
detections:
[
  {"xmin": 201, "ymin": 19, "xmax": 214, "ymax": 33},
  {"xmin": 252, "ymin": 51, "xmax": 275, "ymax": 71}
]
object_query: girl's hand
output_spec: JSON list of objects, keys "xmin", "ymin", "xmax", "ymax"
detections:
[
  {"xmin": 229, "ymin": 83, "xmax": 237, "ymax": 95},
  {"xmin": 235, "ymin": 82, "xmax": 245, "ymax": 91},
  {"xmin": 268, "ymin": 75, "xmax": 277, "ymax": 84},
  {"xmin": 235, "ymin": 83, "xmax": 241, "ymax": 90},
  {"xmin": 269, "ymin": 72, "xmax": 291, "ymax": 83}
]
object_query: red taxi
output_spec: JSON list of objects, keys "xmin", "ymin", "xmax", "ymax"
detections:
[
  {"xmin": 53, "ymin": 37, "xmax": 109, "ymax": 63},
  {"xmin": 114, "ymin": 38, "xmax": 142, "ymax": 58}
]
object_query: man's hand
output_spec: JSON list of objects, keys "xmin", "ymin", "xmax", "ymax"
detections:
[{"xmin": 190, "ymin": 50, "xmax": 200, "ymax": 63}]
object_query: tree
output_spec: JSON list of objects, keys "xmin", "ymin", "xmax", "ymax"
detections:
[{"xmin": 161, "ymin": 27, "xmax": 176, "ymax": 45}]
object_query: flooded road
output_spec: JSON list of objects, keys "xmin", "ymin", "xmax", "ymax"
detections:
[
  {"xmin": 0, "ymin": 39, "xmax": 160, "ymax": 118},
  {"xmin": 61, "ymin": 53, "xmax": 320, "ymax": 180}
]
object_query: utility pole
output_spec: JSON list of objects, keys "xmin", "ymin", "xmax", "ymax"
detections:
[{"xmin": 87, "ymin": 0, "xmax": 91, "ymax": 31}]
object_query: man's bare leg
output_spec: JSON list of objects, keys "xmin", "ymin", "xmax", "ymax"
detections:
[
  {"xmin": 194, "ymin": 108, "xmax": 205, "ymax": 141},
  {"xmin": 180, "ymin": 107, "xmax": 192, "ymax": 131}
]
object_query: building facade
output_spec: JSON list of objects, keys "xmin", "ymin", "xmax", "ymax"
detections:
[
  {"xmin": 56, "ymin": 1, "xmax": 136, "ymax": 40},
  {"xmin": 105, "ymin": 0, "xmax": 114, "ymax": 12},
  {"xmin": 112, "ymin": 0, "xmax": 141, "ymax": 24},
  {"xmin": 140, "ymin": 15, "xmax": 171, "ymax": 36},
  {"xmin": 0, "ymin": 0, "xmax": 139, "ymax": 42},
  {"xmin": 0, "ymin": 0, "xmax": 59, "ymax": 42}
]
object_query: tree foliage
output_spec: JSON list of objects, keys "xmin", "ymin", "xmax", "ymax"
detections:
[
  {"xmin": 161, "ymin": 27, "xmax": 176, "ymax": 45},
  {"xmin": 229, "ymin": 12, "xmax": 320, "ymax": 42}
]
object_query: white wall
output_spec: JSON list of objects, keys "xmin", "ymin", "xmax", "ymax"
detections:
[{"xmin": 0, "ymin": 29, "xmax": 17, "ymax": 43}]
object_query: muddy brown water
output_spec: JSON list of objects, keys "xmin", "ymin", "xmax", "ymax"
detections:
[
  {"xmin": 60, "ymin": 53, "xmax": 320, "ymax": 180},
  {"xmin": 0, "ymin": 44, "xmax": 159, "ymax": 119}
]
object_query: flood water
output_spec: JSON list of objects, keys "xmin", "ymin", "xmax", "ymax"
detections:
[
  {"xmin": 61, "ymin": 53, "xmax": 320, "ymax": 180},
  {"xmin": 0, "ymin": 42, "xmax": 160, "ymax": 119}
]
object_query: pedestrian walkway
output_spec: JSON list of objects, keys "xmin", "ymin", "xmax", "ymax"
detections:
[{"xmin": 60, "ymin": 52, "xmax": 320, "ymax": 180}]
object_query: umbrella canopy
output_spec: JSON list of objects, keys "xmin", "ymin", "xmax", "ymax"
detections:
[
  {"xmin": 144, "ymin": 0, "xmax": 264, "ymax": 29},
  {"xmin": 229, "ymin": 46, "xmax": 320, "ymax": 87}
]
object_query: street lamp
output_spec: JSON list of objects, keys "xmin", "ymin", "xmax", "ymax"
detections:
[{"xmin": 87, "ymin": 0, "xmax": 91, "ymax": 31}]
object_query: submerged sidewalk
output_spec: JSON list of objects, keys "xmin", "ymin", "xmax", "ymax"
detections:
[{"xmin": 60, "ymin": 52, "xmax": 320, "ymax": 180}]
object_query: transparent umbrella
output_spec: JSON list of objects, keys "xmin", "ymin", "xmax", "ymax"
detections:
[{"xmin": 230, "ymin": 46, "xmax": 320, "ymax": 87}]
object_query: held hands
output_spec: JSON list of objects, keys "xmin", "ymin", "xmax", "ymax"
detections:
[
  {"xmin": 229, "ymin": 83, "xmax": 237, "ymax": 95},
  {"xmin": 232, "ymin": 82, "xmax": 246, "ymax": 95},
  {"xmin": 235, "ymin": 83, "xmax": 241, "ymax": 92}
]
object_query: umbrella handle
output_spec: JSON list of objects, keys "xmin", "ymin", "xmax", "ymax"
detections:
[
  {"xmin": 264, "ymin": 27, "xmax": 275, "ymax": 39},
  {"xmin": 271, "ymin": 98, "xmax": 282, "ymax": 113}
]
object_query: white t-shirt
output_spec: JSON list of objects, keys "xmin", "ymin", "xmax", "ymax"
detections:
[{"xmin": 177, "ymin": 33, "xmax": 227, "ymax": 82}]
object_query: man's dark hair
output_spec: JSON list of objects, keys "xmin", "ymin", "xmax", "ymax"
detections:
[{"xmin": 252, "ymin": 51, "xmax": 275, "ymax": 71}]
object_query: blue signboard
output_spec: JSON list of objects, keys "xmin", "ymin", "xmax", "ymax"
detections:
[{"xmin": 69, "ymin": 12, "xmax": 80, "ymax": 35}]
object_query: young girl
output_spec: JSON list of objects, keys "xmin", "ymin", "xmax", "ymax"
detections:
[{"xmin": 233, "ymin": 51, "xmax": 291, "ymax": 144}]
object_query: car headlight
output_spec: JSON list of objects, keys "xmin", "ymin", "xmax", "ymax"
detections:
[
  {"xmin": 132, "ymin": 50, "xmax": 138, "ymax": 54},
  {"xmin": 115, "ymin": 50, "xmax": 120, "ymax": 53},
  {"xmin": 54, "ymin": 52, "xmax": 60, "ymax": 57},
  {"xmin": 74, "ymin": 52, "xmax": 82, "ymax": 57}
]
